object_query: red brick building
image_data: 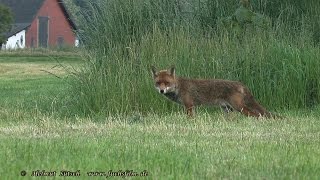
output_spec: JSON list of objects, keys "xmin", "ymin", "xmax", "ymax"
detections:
[{"xmin": 0, "ymin": 0, "xmax": 77, "ymax": 49}]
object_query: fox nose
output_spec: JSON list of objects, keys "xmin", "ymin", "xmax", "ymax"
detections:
[{"xmin": 160, "ymin": 89, "xmax": 164, "ymax": 94}]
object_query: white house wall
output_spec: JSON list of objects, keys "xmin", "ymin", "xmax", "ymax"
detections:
[{"xmin": 4, "ymin": 30, "xmax": 26, "ymax": 49}]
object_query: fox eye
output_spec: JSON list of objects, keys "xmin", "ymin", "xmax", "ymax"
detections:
[{"xmin": 156, "ymin": 82, "xmax": 169, "ymax": 85}]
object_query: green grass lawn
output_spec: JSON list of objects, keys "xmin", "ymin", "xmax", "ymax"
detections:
[
  {"xmin": 0, "ymin": 53, "xmax": 320, "ymax": 179},
  {"xmin": 0, "ymin": 53, "xmax": 79, "ymax": 122}
]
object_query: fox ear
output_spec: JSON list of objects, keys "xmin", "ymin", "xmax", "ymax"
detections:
[
  {"xmin": 151, "ymin": 65, "xmax": 157, "ymax": 77},
  {"xmin": 169, "ymin": 65, "xmax": 175, "ymax": 77}
]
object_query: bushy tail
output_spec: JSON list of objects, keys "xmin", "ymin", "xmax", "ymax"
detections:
[
  {"xmin": 244, "ymin": 94, "xmax": 283, "ymax": 119},
  {"xmin": 250, "ymin": 100, "xmax": 282, "ymax": 118}
]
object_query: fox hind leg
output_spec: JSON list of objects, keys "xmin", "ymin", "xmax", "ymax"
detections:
[
  {"xmin": 221, "ymin": 104, "xmax": 234, "ymax": 113},
  {"xmin": 241, "ymin": 106, "xmax": 262, "ymax": 117},
  {"xmin": 228, "ymin": 93, "xmax": 262, "ymax": 118}
]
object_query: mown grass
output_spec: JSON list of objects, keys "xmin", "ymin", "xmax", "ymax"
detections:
[
  {"xmin": 1, "ymin": 113, "xmax": 320, "ymax": 179},
  {"xmin": 0, "ymin": 53, "xmax": 81, "ymax": 121}
]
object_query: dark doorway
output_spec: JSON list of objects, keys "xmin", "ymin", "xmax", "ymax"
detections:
[{"xmin": 38, "ymin": 16, "xmax": 49, "ymax": 48}]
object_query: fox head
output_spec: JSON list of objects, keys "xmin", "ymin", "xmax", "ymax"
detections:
[{"xmin": 151, "ymin": 65, "xmax": 177, "ymax": 94}]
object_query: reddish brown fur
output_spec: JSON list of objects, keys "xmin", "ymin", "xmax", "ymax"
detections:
[{"xmin": 151, "ymin": 66, "xmax": 279, "ymax": 118}]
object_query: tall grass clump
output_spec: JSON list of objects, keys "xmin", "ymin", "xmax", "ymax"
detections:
[{"xmin": 70, "ymin": 0, "xmax": 320, "ymax": 116}]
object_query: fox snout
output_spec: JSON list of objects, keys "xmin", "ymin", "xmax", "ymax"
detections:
[{"xmin": 156, "ymin": 85, "xmax": 170, "ymax": 94}]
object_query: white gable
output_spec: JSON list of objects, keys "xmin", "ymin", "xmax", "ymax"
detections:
[{"xmin": 2, "ymin": 30, "xmax": 26, "ymax": 50}]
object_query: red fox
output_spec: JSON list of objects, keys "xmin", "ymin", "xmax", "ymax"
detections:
[{"xmin": 151, "ymin": 66, "xmax": 279, "ymax": 118}]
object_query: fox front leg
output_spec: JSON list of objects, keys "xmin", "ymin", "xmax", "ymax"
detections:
[
  {"xmin": 183, "ymin": 98, "xmax": 194, "ymax": 117},
  {"xmin": 186, "ymin": 106, "xmax": 193, "ymax": 117}
]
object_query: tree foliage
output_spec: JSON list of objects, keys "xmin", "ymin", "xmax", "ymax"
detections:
[{"xmin": 0, "ymin": 4, "xmax": 13, "ymax": 45}]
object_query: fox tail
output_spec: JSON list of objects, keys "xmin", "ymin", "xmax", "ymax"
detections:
[{"xmin": 244, "ymin": 93, "xmax": 283, "ymax": 119}]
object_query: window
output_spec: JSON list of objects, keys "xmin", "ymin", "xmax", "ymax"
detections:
[{"xmin": 20, "ymin": 35, "xmax": 23, "ymax": 45}]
